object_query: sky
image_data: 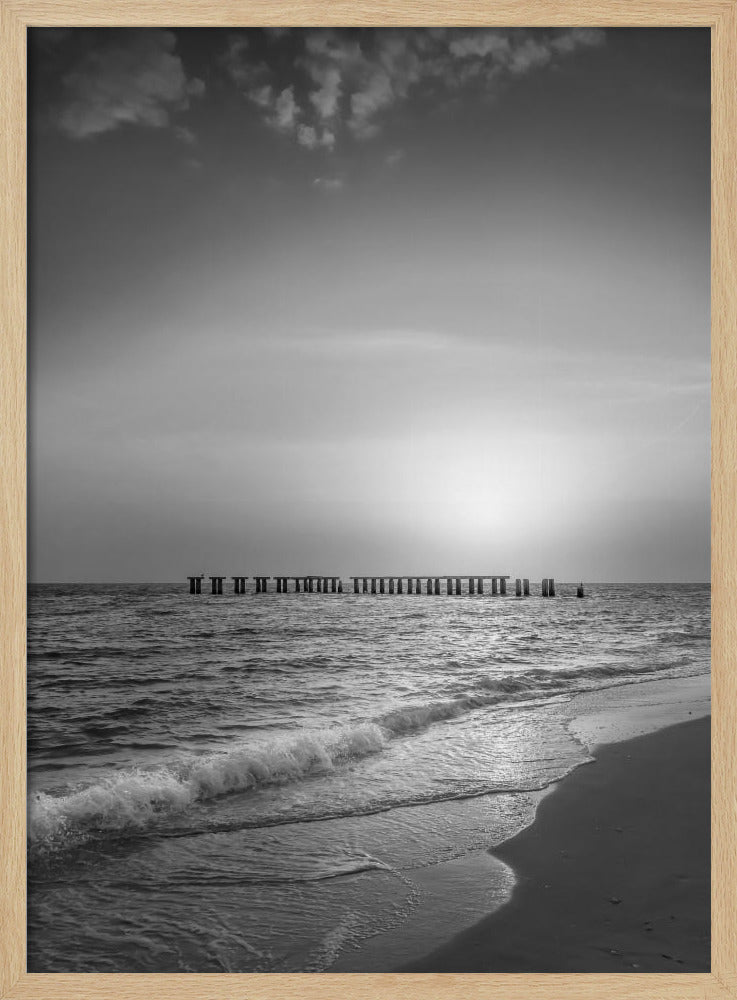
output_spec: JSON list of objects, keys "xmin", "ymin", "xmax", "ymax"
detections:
[{"xmin": 28, "ymin": 27, "xmax": 710, "ymax": 583}]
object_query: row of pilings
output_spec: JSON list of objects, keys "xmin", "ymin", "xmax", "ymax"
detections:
[{"xmin": 188, "ymin": 575, "xmax": 578, "ymax": 596}]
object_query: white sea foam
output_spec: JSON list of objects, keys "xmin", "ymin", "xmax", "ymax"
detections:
[{"xmin": 29, "ymin": 722, "xmax": 387, "ymax": 850}]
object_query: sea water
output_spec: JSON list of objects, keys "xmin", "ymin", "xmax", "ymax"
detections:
[{"xmin": 27, "ymin": 582, "xmax": 710, "ymax": 971}]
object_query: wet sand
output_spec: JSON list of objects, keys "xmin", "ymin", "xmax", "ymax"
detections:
[{"xmin": 401, "ymin": 716, "xmax": 710, "ymax": 972}]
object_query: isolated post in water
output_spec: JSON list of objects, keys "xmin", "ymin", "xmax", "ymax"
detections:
[{"xmin": 577, "ymin": 582, "xmax": 585, "ymax": 598}]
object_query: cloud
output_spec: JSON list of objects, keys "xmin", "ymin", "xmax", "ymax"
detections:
[
  {"xmin": 222, "ymin": 34, "xmax": 250, "ymax": 85},
  {"xmin": 222, "ymin": 27, "xmax": 606, "ymax": 151},
  {"xmin": 297, "ymin": 125, "xmax": 335, "ymax": 150},
  {"xmin": 308, "ymin": 65, "xmax": 342, "ymax": 121},
  {"xmin": 248, "ymin": 83, "xmax": 274, "ymax": 108},
  {"xmin": 449, "ymin": 32, "xmax": 511, "ymax": 59},
  {"xmin": 55, "ymin": 30, "xmax": 205, "ymax": 139},
  {"xmin": 174, "ymin": 125, "xmax": 196, "ymax": 144},
  {"xmin": 349, "ymin": 68, "xmax": 394, "ymax": 138},
  {"xmin": 385, "ymin": 148, "xmax": 405, "ymax": 166},
  {"xmin": 551, "ymin": 28, "xmax": 606, "ymax": 54},
  {"xmin": 313, "ymin": 176, "xmax": 344, "ymax": 191},
  {"xmin": 269, "ymin": 87, "xmax": 300, "ymax": 131}
]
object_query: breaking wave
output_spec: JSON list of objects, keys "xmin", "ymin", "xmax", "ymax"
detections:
[{"xmin": 29, "ymin": 654, "xmax": 689, "ymax": 854}]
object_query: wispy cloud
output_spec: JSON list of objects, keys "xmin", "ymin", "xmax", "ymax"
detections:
[
  {"xmin": 312, "ymin": 176, "xmax": 344, "ymax": 192},
  {"xmin": 222, "ymin": 27, "xmax": 606, "ymax": 151},
  {"xmin": 174, "ymin": 125, "xmax": 197, "ymax": 145},
  {"xmin": 54, "ymin": 30, "xmax": 205, "ymax": 139}
]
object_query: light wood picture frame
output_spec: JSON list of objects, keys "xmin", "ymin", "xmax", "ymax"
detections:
[{"xmin": 1, "ymin": 2, "xmax": 735, "ymax": 997}]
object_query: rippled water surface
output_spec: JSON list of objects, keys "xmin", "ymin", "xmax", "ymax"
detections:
[{"xmin": 27, "ymin": 582, "xmax": 710, "ymax": 971}]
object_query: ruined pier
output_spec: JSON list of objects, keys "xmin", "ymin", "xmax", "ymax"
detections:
[{"xmin": 188, "ymin": 574, "xmax": 569, "ymax": 597}]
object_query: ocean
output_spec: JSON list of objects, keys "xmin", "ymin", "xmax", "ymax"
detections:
[{"xmin": 27, "ymin": 581, "xmax": 710, "ymax": 972}]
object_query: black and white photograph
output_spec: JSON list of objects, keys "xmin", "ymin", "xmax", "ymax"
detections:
[{"xmin": 27, "ymin": 25, "xmax": 710, "ymax": 973}]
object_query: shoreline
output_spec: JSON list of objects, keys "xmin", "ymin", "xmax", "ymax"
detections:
[{"xmin": 398, "ymin": 716, "xmax": 710, "ymax": 972}]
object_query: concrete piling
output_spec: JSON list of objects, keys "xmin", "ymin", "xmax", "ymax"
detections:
[
  {"xmin": 577, "ymin": 582, "xmax": 585, "ymax": 598},
  {"xmin": 190, "ymin": 573, "xmax": 536, "ymax": 599},
  {"xmin": 189, "ymin": 572, "xmax": 550, "ymax": 602}
]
